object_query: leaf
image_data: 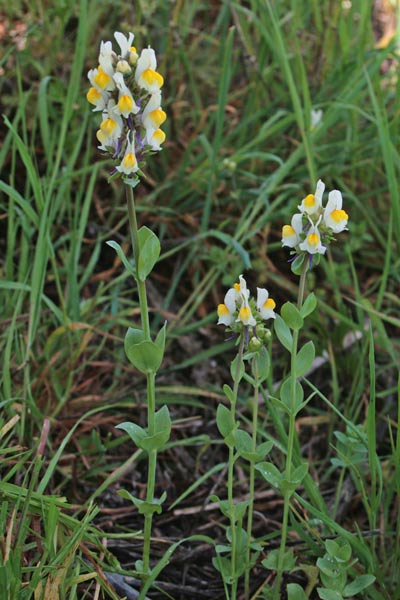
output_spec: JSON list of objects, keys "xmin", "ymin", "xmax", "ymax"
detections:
[
  {"xmin": 106, "ymin": 240, "xmax": 136, "ymax": 276},
  {"xmin": 274, "ymin": 315, "xmax": 293, "ymax": 352},
  {"xmin": 268, "ymin": 395, "xmax": 291, "ymax": 415},
  {"xmin": 256, "ymin": 440, "xmax": 274, "ymax": 460},
  {"xmin": 300, "ymin": 292, "xmax": 317, "ymax": 318},
  {"xmin": 223, "ymin": 384, "xmax": 235, "ymax": 405},
  {"xmin": 280, "ymin": 376, "xmax": 304, "ymax": 414},
  {"xmin": 216, "ymin": 404, "xmax": 236, "ymax": 447},
  {"xmin": 262, "ymin": 548, "xmax": 296, "ymax": 571},
  {"xmin": 253, "ymin": 347, "xmax": 270, "ymax": 382},
  {"xmin": 287, "ymin": 583, "xmax": 308, "ymax": 600},
  {"xmin": 124, "ymin": 328, "xmax": 164, "ymax": 374},
  {"xmin": 291, "ymin": 253, "xmax": 306, "ymax": 276},
  {"xmin": 137, "ymin": 226, "xmax": 160, "ymax": 281},
  {"xmin": 153, "ymin": 405, "xmax": 171, "ymax": 445},
  {"xmin": 230, "ymin": 355, "xmax": 244, "ymax": 383},
  {"xmin": 317, "ymin": 589, "xmax": 343, "ymax": 600},
  {"xmin": 116, "ymin": 421, "xmax": 147, "ymax": 448},
  {"xmin": 296, "ymin": 341, "xmax": 315, "ymax": 377},
  {"xmin": 255, "ymin": 461, "xmax": 282, "ymax": 489},
  {"xmin": 281, "ymin": 302, "xmax": 304, "ymax": 331},
  {"xmin": 292, "ymin": 462, "xmax": 309, "ymax": 483},
  {"xmin": 155, "ymin": 321, "xmax": 167, "ymax": 354},
  {"xmin": 343, "ymin": 575, "xmax": 375, "ymax": 596},
  {"xmin": 234, "ymin": 429, "xmax": 252, "ymax": 454}
]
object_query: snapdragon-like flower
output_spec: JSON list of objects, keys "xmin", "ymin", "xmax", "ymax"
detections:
[
  {"xmin": 282, "ymin": 180, "xmax": 349, "ymax": 265},
  {"xmin": 87, "ymin": 31, "xmax": 166, "ymax": 183},
  {"xmin": 217, "ymin": 275, "xmax": 276, "ymax": 344},
  {"xmin": 282, "ymin": 213, "xmax": 303, "ymax": 248},
  {"xmin": 135, "ymin": 48, "xmax": 164, "ymax": 92},
  {"xmin": 323, "ymin": 190, "xmax": 349, "ymax": 233},
  {"xmin": 298, "ymin": 179, "xmax": 325, "ymax": 216},
  {"xmin": 299, "ymin": 217, "xmax": 326, "ymax": 255},
  {"xmin": 96, "ymin": 100, "xmax": 123, "ymax": 150},
  {"xmin": 116, "ymin": 132, "xmax": 139, "ymax": 175},
  {"xmin": 256, "ymin": 288, "xmax": 276, "ymax": 320},
  {"xmin": 237, "ymin": 296, "xmax": 256, "ymax": 327},
  {"xmin": 217, "ymin": 288, "xmax": 237, "ymax": 327}
]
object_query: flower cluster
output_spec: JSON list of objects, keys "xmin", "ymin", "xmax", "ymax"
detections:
[
  {"xmin": 282, "ymin": 180, "xmax": 349, "ymax": 263},
  {"xmin": 87, "ymin": 31, "xmax": 166, "ymax": 184},
  {"xmin": 217, "ymin": 275, "xmax": 276, "ymax": 346}
]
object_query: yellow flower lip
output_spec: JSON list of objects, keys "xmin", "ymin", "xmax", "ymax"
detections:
[
  {"xmin": 234, "ymin": 283, "xmax": 240, "ymax": 292},
  {"xmin": 239, "ymin": 306, "xmax": 251, "ymax": 321},
  {"xmin": 308, "ymin": 232, "xmax": 320, "ymax": 246},
  {"xmin": 118, "ymin": 94, "xmax": 134, "ymax": 113},
  {"xmin": 304, "ymin": 194, "xmax": 315, "ymax": 208},
  {"xmin": 149, "ymin": 108, "xmax": 167, "ymax": 128},
  {"xmin": 263, "ymin": 298, "xmax": 276, "ymax": 310},
  {"xmin": 152, "ymin": 129, "xmax": 166, "ymax": 144},
  {"xmin": 282, "ymin": 225, "xmax": 295, "ymax": 237},
  {"xmin": 87, "ymin": 87, "xmax": 101, "ymax": 104},
  {"xmin": 141, "ymin": 68, "xmax": 164, "ymax": 89},
  {"xmin": 100, "ymin": 118, "xmax": 118, "ymax": 136},
  {"xmin": 331, "ymin": 208, "xmax": 348, "ymax": 222},
  {"xmin": 122, "ymin": 153, "xmax": 137, "ymax": 169},
  {"xmin": 94, "ymin": 66, "xmax": 112, "ymax": 89},
  {"xmin": 217, "ymin": 303, "xmax": 230, "ymax": 317}
]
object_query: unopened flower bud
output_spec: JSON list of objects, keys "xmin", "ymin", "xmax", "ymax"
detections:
[
  {"xmin": 248, "ymin": 336, "xmax": 262, "ymax": 352},
  {"xmin": 255, "ymin": 324, "xmax": 271, "ymax": 343},
  {"xmin": 116, "ymin": 59, "xmax": 132, "ymax": 74}
]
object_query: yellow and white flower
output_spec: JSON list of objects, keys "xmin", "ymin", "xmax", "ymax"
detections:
[
  {"xmin": 113, "ymin": 72, "xmax": 140, "ymax": 118},
  {"xmin": 298, "ymin": 179, "xmax": 325, "ymax": 216},
  {"xmin": 236, "ymin": 296, "xmax": 256, "ymax": 327},
  {"xmin": 88, "ymin": 31, "xmax": 166, "ymax": 181},
  {"xmin": 256, "ymin": 288, "xmax": 276, "ymax": 320},
  {"xmin": 142, "ymin": 91, "xmax": 167, "ymax": 131},
  {"xmin": 116, "ymin": 133, "xmax": 139, "ymax": 175},
  {"xmin": 323, "ymin": 190, "xmax": 349, "ymax": 233},
  {"xmin": 96, "ymin": 101, "xmax": 123, "ymax": 150},
  {"xmin": 282, "ymin": 213, "xmax": 303, "ymax": 248},
  {"xmin": 233, "ymin": 274, "xmax": 250, "ymax": 303},
  {"xmin": 98, "ymin": 40, "xmax": 115, "ymax": 80},
  {"xmin": 217, "ymin": 288, "xmax": 237, "ymax": 326},
  {"xmin": 88, "ymin": 65, "xmax": 115, "ymax": 93},
  {"xmin": 299, "ymin": 217, "xmax": 326, "ymax": 255},
  {"xmin": 135, "ymin": 47, "xmax": 164, "ymax": 93},
  {"xmin": 86, "ymin": 83, "xmax": 109, "ymax": 111},
  {"xmin": 144, "ymin": 128, "xmax": 166, "ymax": 151}
]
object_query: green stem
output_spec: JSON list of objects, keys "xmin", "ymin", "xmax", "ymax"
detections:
[
  {"xmin": 141, "ymin": 372, "xmax": 157, "ymax": 584},
  {"xmin": 227, "ymin": 333, "xmax": 245, "ymax": 600},
  {"xmin": 244, "ymin": 357, "xmax": 259, "ymax": 600},
  {"xmin": 274, "ymin": 260, "xmax": 308, "ymax": 599},
  {"xmin": 126, "ymin": 186, "xmax": 151, "ymax": 340},
  {"xmin": 126, "ymin": 185, "xmax": 157, "ymax": 594}
]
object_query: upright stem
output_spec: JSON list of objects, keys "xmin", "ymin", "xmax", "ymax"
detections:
[
  {"xmin": 126, "ymin": 186, "xmax": 151, "ymax": 340},
  {"xmin": 274, "ymin": 260, "xmax": 308, "ymax": 599},
  {"xmin": 244, "ymin": 356, "xmax": 259, "ymax": 600},
  {"xmin": 126, "ymin": 185, "xmax": 157, "ymax": 593},
  {"xmin": 228, "ymin": 333, "xmax": 245, "ymax": 600}
]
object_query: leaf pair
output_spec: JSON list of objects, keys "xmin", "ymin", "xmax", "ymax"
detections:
[{"xmin": 117, "ymin": 405, "xmax": 171, "ymax": 452}]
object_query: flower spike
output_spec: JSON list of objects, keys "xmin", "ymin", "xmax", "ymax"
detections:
[{"xmin": 87, "ymin": 31, "xmax": 166, "ymax": 184}]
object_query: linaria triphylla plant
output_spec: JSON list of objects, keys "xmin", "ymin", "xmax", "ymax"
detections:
[
  {"xmin": 215, "ymin": 274, "xmax": 276, "ymax": 600},
  {"xmin": 255, "ymin": 180, "xmax": 349, "ymax": 600},
  {"xmin": 87, "ymin": 31, "xmax": 170, "ymax": 597}
]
